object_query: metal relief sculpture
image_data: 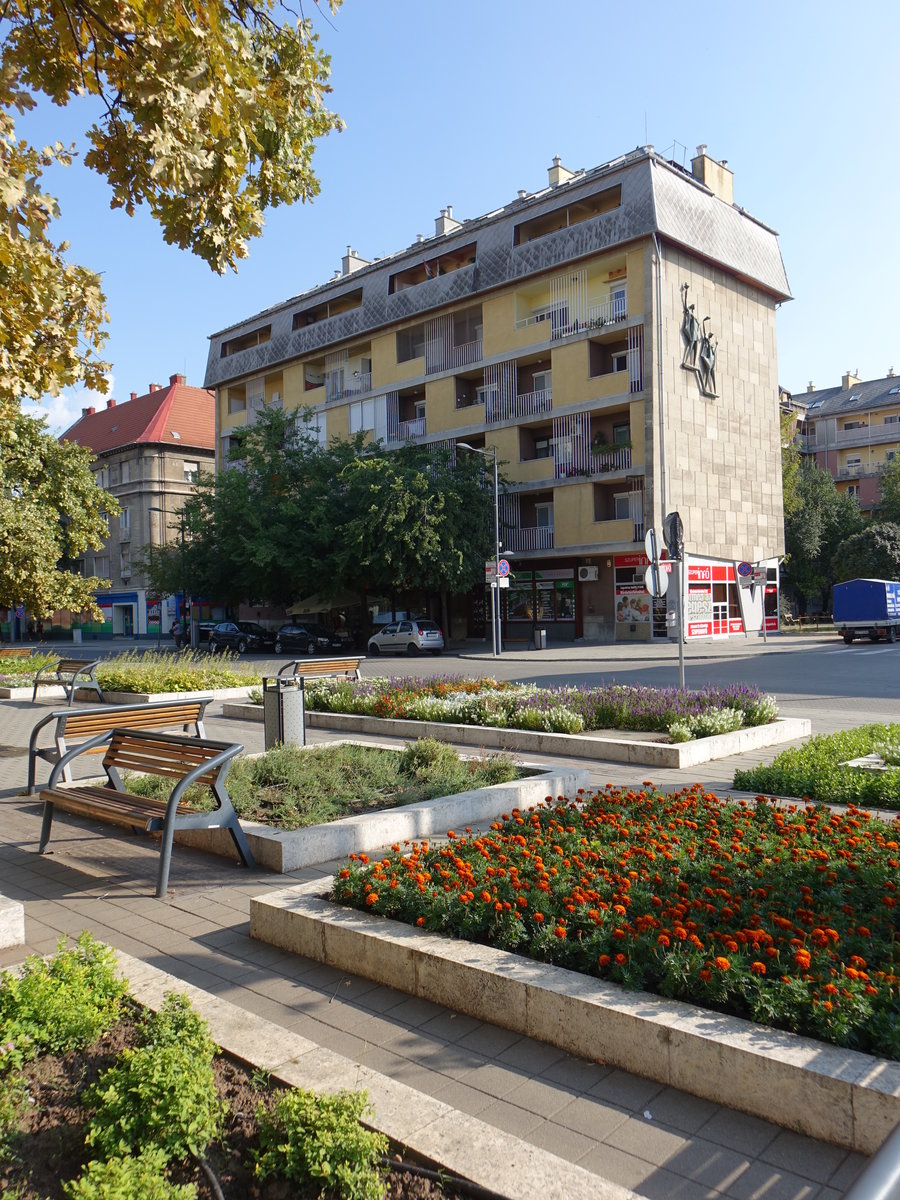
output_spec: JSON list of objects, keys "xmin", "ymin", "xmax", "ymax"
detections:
[{"xmin": 680, "ymin": 283, "xmax": 718, "ymax": 397}]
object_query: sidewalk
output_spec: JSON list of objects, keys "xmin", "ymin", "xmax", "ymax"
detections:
[{"xmin": 0, "ymin": 694, "xmax": 865, "ymax": 1199}]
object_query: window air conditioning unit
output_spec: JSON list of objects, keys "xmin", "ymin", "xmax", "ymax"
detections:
[{"xmin": 578, "ymin": 565, "xmax": 598, "ymax": 582}]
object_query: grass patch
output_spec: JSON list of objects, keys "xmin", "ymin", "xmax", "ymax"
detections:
[
  {"xmin": 733, "ymin": 724, "xmax": 900, "ymax": 808},
  {"xmin": 125, "ymin": 739, "xmax": 523, "ymax": 831},
  {"xmin": 305, "ymin": 675, "xmax": 778, "ymax": 741},
  {"xmin": 333, "ymin": 784, "xmax": 900, "ymax": 1058},
  {"xmin": 0, "ymin": 652, "xmax": 58, "ymax": 684}
]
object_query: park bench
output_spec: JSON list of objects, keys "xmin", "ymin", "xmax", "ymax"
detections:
[
  {"xmin": 38, "ymin": 727, "xmax": 253, "ymax": 898},
  {"xmin": 276, "ymin": 655, "xmax": 364, "ymax": 681},
  {"xmin": 27, "ymin": 697, "xmax": 212, "ymax": 794},
  {"xmin": 0, "ymin": 647, "xmax": 33, "ymax": 660},
  {"xmin": 31, "ymin": 657, "xmax": 104, "ymax": 705}
]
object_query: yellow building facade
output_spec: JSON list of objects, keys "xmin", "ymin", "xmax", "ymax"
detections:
[{"xmin": 206, "ymin": 145, "xmax": 790, "ymax": 643}]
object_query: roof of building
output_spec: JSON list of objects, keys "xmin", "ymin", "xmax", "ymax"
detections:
[
  {"xmin": 204, "ymin": 144, "xmax": 791, "ymax": 390},
  {"xmin": 60, "ymin": 374, "xmax": 215, "ymax": 454},
  {"xmin": 798, "ymin": 375, "xmax": 900, "ymax": 418}
]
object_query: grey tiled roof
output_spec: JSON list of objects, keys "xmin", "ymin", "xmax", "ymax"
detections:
[
  {"xmin": 205, "ymin": 147, "xmax": 791, "ymax": 389},
  {"xmin": 801, "ymin": 377, "xmax": 900, "ymax": 418}
]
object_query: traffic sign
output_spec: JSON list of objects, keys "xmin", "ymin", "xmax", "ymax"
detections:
[
  {"xmin": 485, "ymin": 561, "xmax": 496, "ymax": 580},
  {"xmin": 644, "ymin": 564, "xmax": 668, "ymax": 597},
  {"xmin": 497, "ymin": 559, "xmax": 510, "ymax": 577},
  {"xmin": 736, "ymin": 561, "xmax": 753, "ymax": 578}
]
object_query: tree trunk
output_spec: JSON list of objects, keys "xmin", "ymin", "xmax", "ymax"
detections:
[{"xmin": 440, "ymin": 586, "xmax": 450, "ymax": 646}]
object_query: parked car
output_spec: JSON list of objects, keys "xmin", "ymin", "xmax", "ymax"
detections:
[
  {"xmin": 367, "ymin": 619, "xmax": 444, "ymax": 656},
  {"xmin": 207, "ymin": 621, "xmax": 275, "ymax": 654},
  {"xmin": 273, "ymin": 623, "xmax": 343, "ymax": 655},
  {"xmin": 198, "ymin": 621, "xmax": 217, "ymax": 644}
]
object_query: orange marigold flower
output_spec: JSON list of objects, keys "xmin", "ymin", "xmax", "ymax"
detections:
[
  {"xmin": 657, "ymin": 934, "xmax": 671, "ymax": 947},
  {"xmin": 480, "ymin": 890, "xmax": 491, "ymax": 903},
  {"xmin": 365, "ymin": 893, "xmax": 379, "ymax": 905},
  {"xmin": 338, "ymin": 869, "xmax": 350, "ymax": 879},
  {"xmin": 554, "ymin": 926, "xmax": 567, "ymax": 939},
  {"xmin": 714, "ymin": 956, "xmax": 731, "ymax": 971},
  {"xmin": 416, "ymin": 916, "xmax": 426, "ymax": 927},
  {"xmin": 534, "ymin": 912, "xmax": 545, "ymax": 923},
  {"xmin": 699, "ymin": 969, "xmax": 711, "ymax": 981},
  {"xmin": 750, "ymin": 961, "xmax": 766, "ymax": 976},
  {"xmin": 598, "ymin": 954, "xmax": 611, "ymax": 967},
  {"xmin": 614, "ymin": 953, "xmax": 626, "ymax": 965}
]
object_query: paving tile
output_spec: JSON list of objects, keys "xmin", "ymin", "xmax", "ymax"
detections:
[
  {"xmin": 760, "ymin": 1131, "xmax": 851, "ymax": 1184},
  {"xmin": 576, "ymin": 1140, "xmax": 660, "ymax": 1189},
  {"xmin": 379, "ymin": 994, "xmax": 448, "ymax": 1028},
  {"xmin": 416, "ymin": 1008, "xmax": 484, "ymax": 1042},
  {"xmin": 642, "ymin": 1086, "xmax": 722, "ymax": 1135},
  {"xmin": 539, "ymin": 1053, "xmax": 612, "ymax": 1094},
  {"xmin": 722, "ymin": 1160, "xmax": 820, "ymax": 1200},
  {"xmin": 498, "ymin": 1074, "xmax": 581, "ymax": 1121},
  {"xmin": 455, "ymin": 1021, "xmax": 526, "ymax": 1058},
  {"xmin": 824, "ymin": 1152, "xmax": 866, "ymax": 1191},
  {"xmin": 588, "ymin": 1067, "xmax": 665, "ymax": 1113},
  {"xmin": 496, "ymin": 1035, "xmax": 566, "ymax": 1074},
  {"xmin": 697, "ymin": 1108, "xmax": 781, "ymax": 1158},
  {"xmin": 525, "ymin": 1118, "xmax": 598, "ymax": 1165},
  {"xmin": 551, "ymin": 1094, "xmax": 632, "ymax": 1141},
  {"xmin": 657, "ymin": 1139, "xmax": 753, "ymax": 1193},
  {"xmin": 455, "ymin": 1061, "xmax": 527, "ymax": 1102},
  {"xmin": 472, "ymin": 1098, "xmax": 547, "ymax": 1140},
  {"xmin": 604, "ymin": 1114, "xmax": 694, "ymax": 1168}
]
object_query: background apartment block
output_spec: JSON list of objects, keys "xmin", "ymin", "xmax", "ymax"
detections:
[
  {"xmin": 61, "ymin": 375, "xmax": 215, "ymax": 638},
  {"xmin": 796, "ymin": 371, "xmax": 900, "ymax": 513},
  {"xmin": 206, "ymin": 144, "xmax": 790, "ymax": 643}
]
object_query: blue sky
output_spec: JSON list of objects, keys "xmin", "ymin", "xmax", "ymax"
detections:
[{"xmin": 18, "ymin": 0, "xmax": 900, "ymax": 432}]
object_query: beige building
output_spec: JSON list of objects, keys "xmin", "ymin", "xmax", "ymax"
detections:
[
  {"xmin": 61, "ymin": 375, "xmax": 216, "ymax": 638},
  {"xmin": 206, "ymin": 144, "xmax": 790, "ymax": 642}
]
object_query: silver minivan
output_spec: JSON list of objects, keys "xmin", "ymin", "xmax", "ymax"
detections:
[{"xmin": 367, "ymin": 619, "xmax": 444, "ymax": 656}]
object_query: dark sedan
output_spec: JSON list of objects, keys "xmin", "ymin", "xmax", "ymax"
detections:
[
  {"xmin": 207, "ymin": 621, "xmax": 275, "ymax": 654},
  {"xmin": 274, "ymin": 623, "xmax": 343, "ymax": 655}
]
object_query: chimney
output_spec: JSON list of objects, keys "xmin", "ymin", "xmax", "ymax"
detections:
[
  {"xmin": 807, "ymin": 382, "xmax": 816, "ymax": 393},
  {"xmin": 106, "ymin": 398, "xmax": 116, "ymax": 409},
  {"xmin": 81, "ymin": 406, "xmax": 96, "ymax": 417},
  {"xmin": 416, "ymin": 234, "xmax": 424, "ymax": 243},
  {"xmin": 548, "ymin": 156, "xmax": 575, "ymax": 187},
  {"xmin": 434, "ymin": 206, "xmax": 462, "ymax": 236},
  {"xmin": 149, "ymin": 382, "xmax": 160, "ymax": 392},
  {"xmin": 517, "ymin": 189, "xmax": 528, "ymax": 199},
  {"xmin": 842, "ymin": 369, "xmax": 862, "ymax": 390},
  {"xmin": 341, "ymin": 246, "xmax": 371, "ymax": 276},
  {"xmin": 169, "ymin": 373, "xmax": 185, "ymax": 385},
  {"xmin": 888, "ymin": 367, "xmax": 896, "ymax": 378},
  {"xmin": 130, "ymin": 391, "xmax": 137, "ymax": 401},
  {"xmin": 690, "ymin": 145, "xmax": 734, "ymax": 205}
]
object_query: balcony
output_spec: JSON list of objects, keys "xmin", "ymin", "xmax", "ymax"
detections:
[
  {"xmin": 325, "ymin": 370, "xmax": 372, "ymax": 403},
  {"xmin": 505, "ymin": 525, "xmax": 554, "ymax": 552},
  {"xmin": 486, "ymin": 387, "xmax": 552, "ymax": 424},
  {"xmin": 515, "ymin": 295, "xmax": 627, "ymax": 341},
  {"xmin": 555, "ymin": 445, "xmax": 632, "ymax": 480},
  {"xmin": 398, "ymin": 416, "xmax": 426, "ymax": 440}
]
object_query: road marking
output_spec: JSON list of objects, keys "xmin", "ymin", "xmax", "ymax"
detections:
[{"xmin": 823, "ymin": 646, "xmax": 897, "ymax": 655}]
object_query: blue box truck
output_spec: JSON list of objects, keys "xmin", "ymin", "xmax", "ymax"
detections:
[{"xmin": 832, "ymin": 578, "xmax": 900, "ymax": 644}]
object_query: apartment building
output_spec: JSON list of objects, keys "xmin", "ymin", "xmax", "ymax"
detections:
[
  {"xmin": 61, "ymin": 375, "xmax": 215, "ymax": 637},
  {"xmin": 206, "ymin": 144, "xmax": 790, "ymax": 643},
  {"xmin": 797, "ymin": 371, "xmax": 900, "ymax": 513}
]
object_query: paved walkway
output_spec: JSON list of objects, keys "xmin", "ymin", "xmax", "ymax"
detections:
[{"xmin": 0, "ymin": 688, "xmax": 869, "ymax": 1200}]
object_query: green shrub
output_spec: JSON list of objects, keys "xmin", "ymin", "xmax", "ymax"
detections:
[
  {"xmin": 95, "ymin": 650, "xmax": 258, "ymax": 695},
  {"xmin": 0, "ymin": 932, "xmax": 126, "ymax": 1059},
  {"xmin": 0, "ymin": 1067, "xmax": 27, "ymax": 1155},
  {"xmin": 84, "ymin": 995, "xmax": 224, "ymax": 1162},
  {"xmin": 63, "ymin": 1149, "xmax": 197, "ymax": 1200},
  {"xmin": 668, "ymin": 707, "xmax": 745, "ymax": 742},
  {"xmin": 255, "ymin": 1087, "xmax": 387, "ymax": 1200},
  {"xmin": 733, "ymin": 723, "xmax": 900, "ymax": 808}
]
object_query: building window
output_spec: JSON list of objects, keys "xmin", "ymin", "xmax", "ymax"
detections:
[
  {"xmin": 614, "ymin": 493, "xmax": 631, "ymax": 521},
  {"xmin": 119, "ymin": 507, "xmax": 130, "ymax": 535},
  {"xmin": 349, "ymin": 398, "xmax": 375, "ymax": 435},
  {"xmin": 183, "ymin": 460, "xmax": 199, "ymax": 484},
  {"xmin": 534, "ymin": 437, "xmax": 553, "ymax": 459},
  {"xmin": 396, "ymin": 324, "xmax": 426, "ymax": 363},
  {"xmin": 220, "ymin": 325, "xmax": 271, "ymax": 358},
  {"xmin": 847, "ymin": 484, "xmax": 860, "ymax": 497},
  {"xmin": 93, "ymin": 555, "xmax": 109, "ymax": 578},
  {"xmin": 535, "ymin": 503, "xmax": 553, "ymax": 529},
  {"xmin": 119, "ymin": 548, "xmax": 130, "ymax": 577},
  {"xmin": 96, "ymin": 466, "xmax": 109, "ymax": 489},
  {"xmin": 121, "ymin": 460, "xmax": 130, "ymax": 484},
  {"xmin": 227, "ymin": 386, "xmax": 246, "ymax": 413},
  {"xmin": 884, "ymin": 415, "xmax": 900, "ymax": 425}
]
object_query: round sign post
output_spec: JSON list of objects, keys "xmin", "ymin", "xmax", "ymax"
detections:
[{"xmin": 497, "ymin": 559, "xmax": 510, "ymax": 578}]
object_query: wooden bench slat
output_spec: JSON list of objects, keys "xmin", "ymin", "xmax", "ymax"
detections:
[
  {"xmin": 40, "ymin": 786, "xmax": 196, "ymax": 827},
  {"xmin": 62, "ymin": 704, "xmax": 204, "ymax": 736}
]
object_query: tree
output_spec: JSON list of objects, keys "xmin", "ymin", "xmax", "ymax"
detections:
[
  {"xmin": 873, "ymin": 457, "xmax": 900, "ymax": 525},
  {"xmin": 780, "ymin": 409, "xmax": 803, "ymax": 522},
  {"xmin": 0, "ymin": 410, "xmax": 117, "ymax": 616},
  {"xmin": 833, "ymin": 523, "xmax": 900, "ymax": 583},
  {"xmin": 782, "ymin": 462, "xmax": 863, "ymax": 612},
  {"xmin": 336, "ymin": 444, "xmax": 496, "ymax": 630},
  {"xmin": 2, "ymin": 1, "xmax": 342, "ymax": 602}
]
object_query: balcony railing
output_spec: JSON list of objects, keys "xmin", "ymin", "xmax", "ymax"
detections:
[
  {"xmin": 325, "ymin": 371, "xmax": 372, "ymax": 402},
  {"xmin": 505, "ymin": 524, "xmax": 554, "ymax": 552},
  {"xmin": 486, "ymin": 387, "xmax": 552, "ymax": 424},
  {"xmin": 514, "ymin": 296, "xmax": 627, "ymax": 339},
  {"xmin": 806, "ymin": 423, "xmax": 900, "ymax": 450},
  {"xmin": 398, "ymin": 416, "xmax": 426, "ymax": 440},
  {"xmin": 554, "ymin": 446, "xmax": 632, "ymax": 480},
  {"xmin": 450, "ymin": 339, "xmax": 482, "ymax": 368}
]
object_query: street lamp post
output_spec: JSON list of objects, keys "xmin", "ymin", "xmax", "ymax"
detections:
[{"xmin": 457, "ymin": 442, "xmax": 502, "ymax": 657}]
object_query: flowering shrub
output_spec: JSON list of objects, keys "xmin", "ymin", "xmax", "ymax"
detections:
[
  {"xmin": 333, "ymin": 786, "xmax": 900, "ymax": 1058},
  {"xmin": 735, "ymin": 725, "xmax": 900, "ymax": 810},
  {"xmin": 305, "ymin": 676, "xmax": 777, "ymax": 741}
]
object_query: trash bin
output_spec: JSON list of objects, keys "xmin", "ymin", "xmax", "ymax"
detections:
[
  {"xmin": 263, "ymin": 675, "xmax": 306, "ymax": 750},
  {"xmin": 72, "ymin": 629, "xmax": 82, "ymax": 643},
  {"xmin": 533, "ymin": 627, "xmax": 547, "ymax": 651}
]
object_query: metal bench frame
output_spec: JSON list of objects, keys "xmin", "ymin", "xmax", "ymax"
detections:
[
  {"xmin": 276, "ymin": 655, "xmax": 364, "ymax": 681},
  {"xmin": 38, "ymin": 727, "xmax": 253, "ymax": 897},
  {"xmin": 27, "ymin": 697, "xmax": 212, "ymax": 794},
  {"xmin": 31, "ymin": 657, "xmax": 104, "ymax": 705}
]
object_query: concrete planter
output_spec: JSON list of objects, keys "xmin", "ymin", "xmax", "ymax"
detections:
[
  {"xmin": 0, "ymin": 893, "xmax": 25, "ymax": 948},
  {"xmin": 177, "ymin": 763, "xmax": 589, "ymax": 871},
  {"xmin": 250, "ymin": 879, "xmax": 900, "ymax": 1156},
  {"xmin": 222, "ymin": 701, "xmax": 810, "ymax": 768},
  {"xmin": 1, "ymin": 684, "xmax": 257, "ymax": 702}
]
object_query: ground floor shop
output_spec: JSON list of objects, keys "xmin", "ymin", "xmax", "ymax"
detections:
[{"xmin": 464, "ymin": 552, "xmax": 780, "ymax": 645}]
